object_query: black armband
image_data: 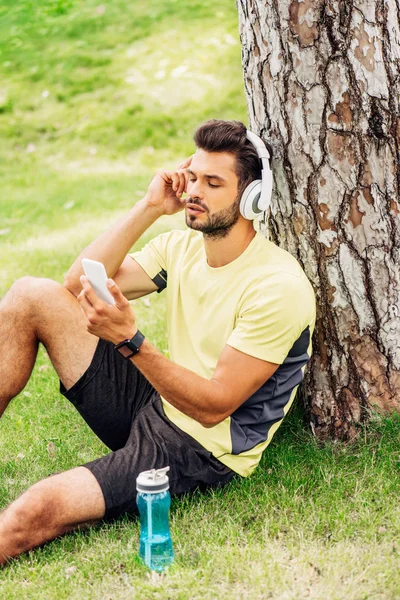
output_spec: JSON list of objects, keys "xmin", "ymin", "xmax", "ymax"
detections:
[{"xmin": 152, "ymin": 269, "xmax": 167, "ymax": 293}]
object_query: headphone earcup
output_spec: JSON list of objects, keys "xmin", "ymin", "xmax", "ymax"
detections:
[{"xmin": 240, "ymin": 180, "xmax": 263, "ymax": 220}]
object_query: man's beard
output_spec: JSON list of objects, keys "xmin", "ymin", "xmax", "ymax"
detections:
[{"xmin": 185, "ymin": 196, "xmax": 241, "ymax": 240}]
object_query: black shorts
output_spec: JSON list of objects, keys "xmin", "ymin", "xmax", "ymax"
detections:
[{"xmin": 60, "ymin": 339, "xmax": 234, "ymax": 520}]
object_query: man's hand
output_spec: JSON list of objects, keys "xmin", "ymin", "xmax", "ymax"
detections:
[
  {"xmin": 144, "ymin": 156, "xmax": 192, "ymax": 217},
  {"xmin": 78, "ymin": 276, "xmax": 137, "ymax": 344}
]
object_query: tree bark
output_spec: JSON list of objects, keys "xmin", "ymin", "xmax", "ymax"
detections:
[{"xmin": 237, "ymin": 0, "xmax": 400, "ymax": 439}]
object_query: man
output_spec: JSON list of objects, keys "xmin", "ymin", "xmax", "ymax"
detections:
[{"xmin": 0, "ymin": 120, "xmax": 315, "ymax": 564}]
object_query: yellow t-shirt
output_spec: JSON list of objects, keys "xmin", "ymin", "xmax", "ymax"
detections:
[{"xmin": 130, "ymin": 229, "xmax": 316, "ymax": 476}]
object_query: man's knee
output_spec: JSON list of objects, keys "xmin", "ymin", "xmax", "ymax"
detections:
[
  {"xmin": 8, "ymin": 276, "xmax": 61, "ymax": 304},
  {"xmin": 0, "ymin": 469, "xmax": 103, "ymax": 563},
  {"xmin": 2, "ymin": 483, "xmax": 59, "ymax": 551},
  {"xmin": 4, "ymin": 277, "xmax": 70, "ymax": 321}
]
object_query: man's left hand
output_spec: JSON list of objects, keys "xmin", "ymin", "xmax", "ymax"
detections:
[{"xmin": 78, "ymin": 276, "xmax": 137, "ymax": 344}]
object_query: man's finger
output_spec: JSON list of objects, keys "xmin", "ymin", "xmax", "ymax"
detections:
[
  {"xmin": 78, "ymin": 285, "xmax": 93, "ymax": 310},
  {"xmin": 80, "ymin": 275, "xmax": 105, "ymax": 311},
  {"xmin": 177, "ymin": 170, "xmax": 187, "ymax": 197},
  {"xmin": 107, "ymin": 279, "xmax": 129, "ymax": 309},
  {"xmin": 171, "ymin": 172, "xmax": 180, "ymax": 194},
  {"xmin": 177, "ymin": 155, "xmax": 193, "ymax": 169},
  {"xmin": 171, "ymin": 171, "xmax": 186, "ymax": 198},
  {"xmin": 78, "ymin": 290, "xmax": 95, "ymax": 324}
]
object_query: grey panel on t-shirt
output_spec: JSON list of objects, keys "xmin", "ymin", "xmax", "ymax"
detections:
[{"xmin": 230, "ymin": 326, "xmax": 311, "ymax": 455}]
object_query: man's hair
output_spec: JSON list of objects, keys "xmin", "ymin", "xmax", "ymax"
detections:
[{"xmin": 193, "ymin": 119, "xmax": 263, "ymax": 194}]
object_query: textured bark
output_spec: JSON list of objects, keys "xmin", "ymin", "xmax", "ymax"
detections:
[{"xmin": 237, "ymin": 0, "xmax": 400, "ymax": 439}]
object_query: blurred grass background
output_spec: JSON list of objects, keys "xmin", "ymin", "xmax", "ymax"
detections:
[
  {"xmin": 0, "ymin": 0, "xmax": 246, "ymax": 289},
  {"xmin": 0, "ymin": 2, "xmax": 399, "ymax": 599}
]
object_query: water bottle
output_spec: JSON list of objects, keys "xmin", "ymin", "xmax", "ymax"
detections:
[{"xmin": 136, "ymin": 466, "xmax": 174, "ymax": 572}]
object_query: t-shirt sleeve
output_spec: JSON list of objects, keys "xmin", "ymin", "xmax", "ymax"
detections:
[
  {"xmin": 227, "ymin": 273, "xmax": 314, "ymax": 365},
  {"xmin": 129, "ymin": 232, "xmax": 172, "ymax": 292}
]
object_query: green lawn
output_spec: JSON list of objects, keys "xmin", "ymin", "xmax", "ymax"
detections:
[{"xmin": 0, "ymin": 2, "xmax": 399, "ymax": 599}]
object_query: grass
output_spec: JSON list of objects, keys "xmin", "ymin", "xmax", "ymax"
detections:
[{"xmin": 1, "ymin": 1, "xmax": 400, "ymax": 599}]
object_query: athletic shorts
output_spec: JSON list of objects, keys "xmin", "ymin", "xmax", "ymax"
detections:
[{"xmin": 60, "ymin": 339, "xmax": 235, "ymax": 520}]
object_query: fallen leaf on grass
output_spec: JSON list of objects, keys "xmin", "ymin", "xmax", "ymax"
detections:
[
  {"xmin": 309, "ymin": 562, "xmax": 322, "ymax": 576},
  {"xmin": 47, "ymin": 442, "xmax": 57, "ymax": 457}
]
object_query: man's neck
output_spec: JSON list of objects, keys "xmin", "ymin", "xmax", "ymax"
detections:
[{"xmin": 203, "ymin": 221, "xmax": 257, "ymax": 268}]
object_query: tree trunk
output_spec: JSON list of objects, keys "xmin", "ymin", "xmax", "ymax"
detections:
[{"xmin": 237, "ymin": 0, "xmax": 400, "ymax": 439}]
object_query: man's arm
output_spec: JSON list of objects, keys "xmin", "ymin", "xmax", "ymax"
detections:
[
  {"xmin": 133, "ymin": 340, "xmax": 279, "ymax": 427},
  {"xmin": 64, "ymin": 200, "xmax": 161, "ymax": 298},
  {"xmin": 64, "ymin": 160, "xmax": 190, "ymax": 298},
  {"xmin": 78, "ymin": 279, "xmax": 279, "ymax": 427},
  {"xmin": 111, "ymin": 256, "xmax": 159, "ymax": 301}
]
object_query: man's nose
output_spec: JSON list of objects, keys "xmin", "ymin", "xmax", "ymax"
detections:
[{"xmin": 188, "ymin": 179, "xmax": 204, "ymax": 199}]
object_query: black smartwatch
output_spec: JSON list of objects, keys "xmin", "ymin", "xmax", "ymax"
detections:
[{"xmin": 114, "ymin": 330, "xmax": 145, "ymax": 359}]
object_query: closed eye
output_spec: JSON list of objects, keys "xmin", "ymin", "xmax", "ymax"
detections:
[{"xmin": 187, "ymin": 177, "xmax": 221, "ymax": 188}]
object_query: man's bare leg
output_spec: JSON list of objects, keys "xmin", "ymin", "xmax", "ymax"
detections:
[
  {"xmin": 0, "ymin": 276, "xmax": 99, "ymax": 416},
  {"xmin": 0, "ymin": 276, "xmax": 106, "ymax": 563},
  {"xmin": 0, "ymin": 467, "xmax": 106, "ymax": 565}
]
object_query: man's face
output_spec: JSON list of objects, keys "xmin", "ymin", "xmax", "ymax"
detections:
[{"xmin": 184, "ymin": 149, "xmax": 241, "ymax": 239}]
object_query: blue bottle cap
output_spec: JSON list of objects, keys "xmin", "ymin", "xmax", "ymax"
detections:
[{"xmin": 136, "ymin": 466, "xmax": 170, "ymax": 493}]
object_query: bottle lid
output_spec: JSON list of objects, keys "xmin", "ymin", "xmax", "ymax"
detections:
[{"xmin": 136, "ymin": 466, "xmax": 170, "ymax": 493}]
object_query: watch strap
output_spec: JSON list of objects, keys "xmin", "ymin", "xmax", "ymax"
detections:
[{"xmin": 114, "ymin": 330, "xmax": 145, "ymax": 359}]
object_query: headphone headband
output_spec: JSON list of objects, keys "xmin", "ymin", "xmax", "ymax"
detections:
[
  {"xmin": 246, "ymin": 130, "xmax": 271, "ymax": 162},
  {"xmin": 245, "ymin": 130, "xmax": 273, "ymax": 213}
]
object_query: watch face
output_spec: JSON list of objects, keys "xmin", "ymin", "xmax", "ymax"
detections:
[
  {"xmin": 116, "ymin": 343, "xmax": 136, "ymax": 359},
  {"xmin": 115, "ymin": 331, "xmax": 144, "ymax": 359}
]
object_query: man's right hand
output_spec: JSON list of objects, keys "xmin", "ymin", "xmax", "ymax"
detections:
[{"xmin": 144, "ymin": 156, "xmax": 193, "ymax": 216}]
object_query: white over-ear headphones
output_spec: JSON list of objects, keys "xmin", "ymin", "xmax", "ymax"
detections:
[{"xmin": 239, "ymin": 130, "xmax": 273, "ymax": 220}]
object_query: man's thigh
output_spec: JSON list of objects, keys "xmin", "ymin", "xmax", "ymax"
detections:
[{"xmin": 18, "ymin": 277, "xmax": 99, "ymax": 390}]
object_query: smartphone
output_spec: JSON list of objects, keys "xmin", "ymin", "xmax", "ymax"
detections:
[{"xmin": 81, "ymin": 258, "xmax": 115, "ymax": 305}]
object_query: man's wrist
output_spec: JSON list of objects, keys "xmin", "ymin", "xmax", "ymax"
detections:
[
  {"xmin": 113, "ymin": 327, "xmax": 138, "ymax": 345},
  {"xmin": 140, "ymin": 195, "xmax": 164, "ymax": 219},
  {"xmin": 114, "ymin": 330, "xmax": 145, "ymax": 359}
]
